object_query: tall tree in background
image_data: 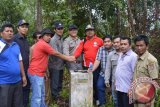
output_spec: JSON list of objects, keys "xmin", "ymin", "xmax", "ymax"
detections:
[
  {"xmin": 36, "ymin": 0, "xmax": 42, "ymax": 31},
  {"xmin": 127, "ymin": 0, "xmax": 136, "ymax": 37},
  {"xmin": 143, "ymin": 0, "xmax": 147, "ymax": 34}
]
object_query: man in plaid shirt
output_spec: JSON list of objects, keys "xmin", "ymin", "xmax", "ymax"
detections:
[{"xmin": 88, "ymin": 35, "xmax": 113, "ymax": 107}]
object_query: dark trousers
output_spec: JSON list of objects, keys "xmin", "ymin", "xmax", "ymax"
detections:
[
  {"xmin": 49, "ymin": 68, "xmax": 64, "ymax": 98},
  {"xmin": 0, "ymin": 81, "xmax": 23, "ymax": 107},
  {"xmin": 117, "ymin": 91, "xmax": 133, "ymax": 107},
  {"xmin": 23, "ymin": 74, "xmax": 30, "ymax": 107}
]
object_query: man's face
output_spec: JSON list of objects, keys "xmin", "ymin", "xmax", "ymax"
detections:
[
  {"xmin": 113, "ymin": 38, "xmax": 121, "ymax": 50},
  {"xmin": 42, "ymin": 34, "xmax": 52, "ymax": 43},
  {"xmin": 120, "ymin": 39, "xmax": 131, "ymax": 53},
  {"xmin": 103, "ymin": 38, "xmax": 112, "ymax": 49},
  {"xmin": 68, "ymin": 29, "xmax": 78, "ymax": 37},
  {"xmin": 1, "ymin": 27, "xmax": 14, "ymax": 41},
  {"xmin": 17, "ymin": 24, "xmax": 29, "ymax": 36},
  {"xmin": 135, "ymin": 40, "xmax": 148, "ymax": 56},
  {"xmin": 86, "ymin": 29, "xmax": 95, "ymax": 37},
  {"xmin": 54, "ymin": 27, "xmax": 64, "ymax": 36}
]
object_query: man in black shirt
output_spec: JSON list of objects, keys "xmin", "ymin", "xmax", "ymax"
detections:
[{"xmin": 14, "ymin": 19, "xmax": 30, "ymax": 107}]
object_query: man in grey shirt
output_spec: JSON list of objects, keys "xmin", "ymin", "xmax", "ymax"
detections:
[
  {"xmin": 63, "ymin": 24, "xmax": 82, "ymax": 70},
  {"xmin": 105, "ymin": 36, "xmax": 121, "ymax": 107},
  {"xmin": 48, "ymin": 21, "xmax": 65, "ymax": 100}
]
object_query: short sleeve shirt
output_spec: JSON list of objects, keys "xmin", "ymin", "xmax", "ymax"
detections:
[
  {"xmin": 0, "ymin": 39, "xmax": 22, "ymax": 84},
  {"xmin": 133, "ymin": 51, "xmax": 159, "ymax": 80},
  {"xmin": 28, "ymin": 39, "xmax": 56, "ymax": 77}
]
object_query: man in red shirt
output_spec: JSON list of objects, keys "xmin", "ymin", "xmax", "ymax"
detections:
[
  {"xmin": 28, "ymin": 28, "xmax": 75, "ymax": 107},
  {"xmin": 74, "ymin": 24, "xmax": 103, "ymax": 105}
]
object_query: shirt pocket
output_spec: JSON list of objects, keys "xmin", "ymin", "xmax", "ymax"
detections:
[
  {"xmin": 111, "ymin": 59, "xmax": 117, "ymax": 66},
  {"xmin": 138, "ymin": 65, "xmax": 149, "ymax": 76},
  {"xmin": 69, "ymin": 41, "xmax": 75, "ymax": 47}
]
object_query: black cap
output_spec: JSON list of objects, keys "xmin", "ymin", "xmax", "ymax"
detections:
[
  {"xmin": 68, "ymin": 24, "xmax": 78, "ymax": 30},
  {"xmin": 18, "ymin": 19, "xmax": 29, "ymax": 26},
  {"xmin": 40, "ymin": 28, "xmax": 54, "ymax": 37},
  {"xmin": 53, "ymin": 21, "xmax": 64, "ymax": 29}
]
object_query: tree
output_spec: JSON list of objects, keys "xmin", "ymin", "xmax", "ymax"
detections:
[{"xmin": 36, "ymin": 0, "xmax": 42, "ymax": 31}]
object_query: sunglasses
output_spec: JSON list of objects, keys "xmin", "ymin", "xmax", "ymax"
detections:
[{"xmin": 57, "ymin": 27, "xmax": 64, "ymax": 30}]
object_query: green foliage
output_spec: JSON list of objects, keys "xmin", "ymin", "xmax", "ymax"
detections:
[
  {"xmin": 149, "ymin": 36, "xmax": 160, "ymax": 65},
  {"xmin": 0, "ymin": 0, "xmax": 22, "ymax": 26}
]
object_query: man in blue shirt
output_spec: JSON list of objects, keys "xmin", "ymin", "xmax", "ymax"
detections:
[
  {"xmin": 115, "ymin": 36, "xmax": 137, "ymax": 107},
  {"xmin": 14, "ymin": 19, "xmax": 30, "ymax": 107},
  {"xmin": 0, "ymin": 23, "xmax": 27, "ymax": 107}
]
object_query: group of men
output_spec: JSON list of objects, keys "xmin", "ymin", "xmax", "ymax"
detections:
[
  {"xmin": 89, "ymin": 35, "xmax": 159, "ymax": 107},
  {"xmin": 0, "ymin": 19, "xmax": 159, "ymax": 107}
]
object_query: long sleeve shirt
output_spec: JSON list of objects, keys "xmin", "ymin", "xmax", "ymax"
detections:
[
  {"xmin": 74, "ymin": 35, "xmax": 103, "ymax": 67},
  {"xmin": 105, "ymin": 50, "xmax": 120, "ymax": 83},
  {"xmin": 48, "ymin": 34, "xmax": 64, "ymax": 70},
  {"xmin": 115, "ymin": 49, "xmax": 137, "ymax": 93},
  {"xmin": 14, "ymin": 33, "xmax": 29, "ymax": 73}
]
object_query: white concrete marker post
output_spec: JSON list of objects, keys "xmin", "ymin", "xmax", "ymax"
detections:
[{"xmin": 70, "ymin": 70, "xmax": 93, "ymax": 107}]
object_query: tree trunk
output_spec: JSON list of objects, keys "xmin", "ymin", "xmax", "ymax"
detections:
[
  {"xmin": 155, "ymin": 0, "xmax": 160, "ymax": 34},
  {"xmin": 36, "ymin": 0, "xmax": 42, "ymax": 31},
  {"xmin": 143, "ymin": 0, "xmax": 147, "ymax": 34},
  {"xmin": 115, "ymin": 7, "xmax": 120, "ymax": 35},
  {"xmin": 127, "ymin": 0, "xmax": 136, "ymax": 37},
  {"xmin": 86, "ymin": 0, "xmax": 92, "ymax": 25}
]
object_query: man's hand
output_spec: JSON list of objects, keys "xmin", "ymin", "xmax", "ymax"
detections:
[
  {"xmin": 22, "ymin": 75, "xmax": 27, "ymax": 87},
  {"xmin": 105, "ymin": 82, "xmax": 110, "ymax": 88},
  {"xmin": 87, "ymin": 68, "xmax": 93, "ymax": 73},
  {"xmin": 44, "ymin": 73, "xmax": 48, "ymax": 81},
  {"xmin": 67, "ymin": 56, "xmax": 76, "ymax": 62}
]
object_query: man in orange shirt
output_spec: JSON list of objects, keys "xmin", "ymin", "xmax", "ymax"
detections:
[
  {"xmin": 74, "ymin": 24, "xmax": 103, "ymax": 104},
  {"xmin": 28, "ymin": 28, "xmax": 75, "ymax": 107}
]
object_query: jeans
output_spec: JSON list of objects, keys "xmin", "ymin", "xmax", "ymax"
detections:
[
  {"xmin": 97, "ymin": 75, "xmax": 106, "ymax": 105},
  {"xmin": 28, "ymin": 74, "xmax": 47, "ymax": 107},
  {"xmin": 111, "ymin": 82, "xmax": 118, "ymax": 107}
]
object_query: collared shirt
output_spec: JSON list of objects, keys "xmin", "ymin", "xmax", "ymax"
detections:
[
  {"xmin": 63, "ymin": 36, "xmax": 81, "ymax": 55},
  {"xmin": 115, "ymin": 49, "xmax": 137, "ymax": 93},
  {"xmin": 14, "ymin": 33, "xmax": 29, "ymax": 72},
  {"xmin": 133, "ymin": 51, "xmax": 159, "ymax": 80},
  {"xmin": 63, "ymin": 36, "xmax": 82, "ymax": 70},
  {"xmin": 28, "ymin": 39, "xmax": 56, "ymax": 77},
  {"xmin": 105, "ymin": 50, "xmax": 121, "ymax": 83},
  {"xmin": 96, "ymin": 46, "xmax": 114, "ymax": 77},
  {"xmin": 74, "ymin": 35, "xmax": 103, "ymax": 67},
  {"xmin": 0, "ymin": 39, "xmax": 22, "ymax": 84},
  {"xmin": 48, "ymin": 33, "xmax": 64, "ymax": 70}
]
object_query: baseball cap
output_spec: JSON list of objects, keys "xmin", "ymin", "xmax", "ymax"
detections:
[
  {"xmin": 53, "ymin": 21, "xmax": 64, "ymax": 29},
  {"xmin": 85, "ymin": 24, "xmax": 94, "ymax": 31},
  {"xmin": 17, "ymin": 19, "xmax": 29, "ymax": 26},
  {"xmin": 40, "ymin": 28, "xmax": 54, "ymax": 38},
  {"xmin": 68, "ymin": 24, "xmax": 78, "ymax": 30}
]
